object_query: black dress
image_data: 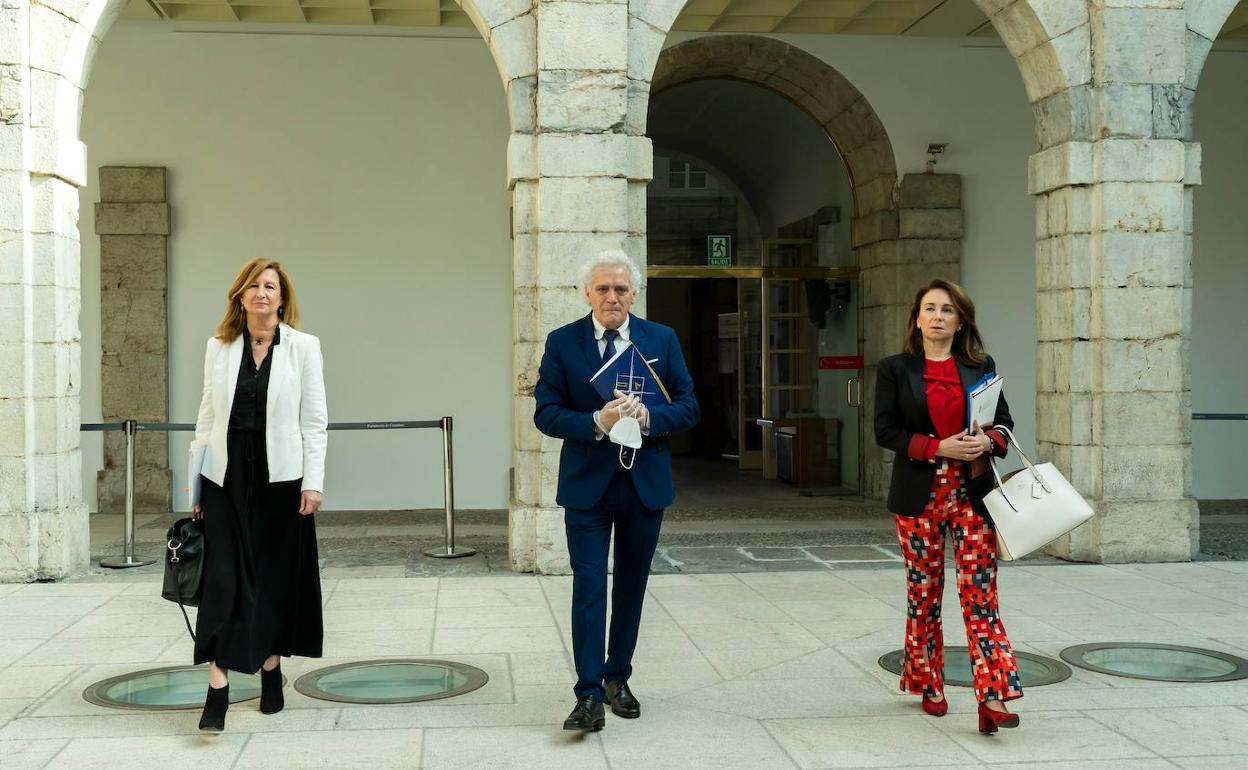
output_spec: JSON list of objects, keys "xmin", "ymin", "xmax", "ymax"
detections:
[{"xmin": 194, "ymin": 326, "xmax": 323, "ymax": 674}]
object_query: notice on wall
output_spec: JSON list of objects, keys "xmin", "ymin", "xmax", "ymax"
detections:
[{"xmin": 707, "ymin": 235, "xmax": 732, "ymax": 266}]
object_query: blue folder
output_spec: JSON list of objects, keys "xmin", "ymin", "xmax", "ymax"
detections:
[{"xmin": 589, "ymin": 342, "xmax": 671, "ymax": 406}]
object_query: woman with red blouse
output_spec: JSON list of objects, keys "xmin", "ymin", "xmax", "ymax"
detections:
[{"xmin": 873, "ymin": 279, "xmax": 1023, "ymax": 734}]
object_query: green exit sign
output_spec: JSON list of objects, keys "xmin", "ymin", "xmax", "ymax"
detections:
[{"xmin": 707, "ymin": 235, "xmax": 732, "ymax": 266}]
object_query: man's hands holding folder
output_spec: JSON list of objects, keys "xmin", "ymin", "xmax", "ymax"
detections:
[{"xmin": 595, "ymin": 389, "xmax": 649, "ymax": 433}]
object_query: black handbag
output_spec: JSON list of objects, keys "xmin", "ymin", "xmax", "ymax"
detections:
[{"xmin": 161, "ymin": 517, "xmax": 205, "ymax": 640}]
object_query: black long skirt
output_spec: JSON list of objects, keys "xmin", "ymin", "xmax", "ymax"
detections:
[{"xmin": 193, "ymin": 430, "xmax": 323, "ymax": 673}]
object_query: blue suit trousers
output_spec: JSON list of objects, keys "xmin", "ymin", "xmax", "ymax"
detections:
[{"xmin": 565, "ymin": 468, "xmax": 664, "ymax": 700}]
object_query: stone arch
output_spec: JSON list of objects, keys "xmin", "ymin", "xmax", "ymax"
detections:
[
  {"xmin": 647, "ymin": 36, "xmax": 966, "ymax": 501},
  {"xmin": 0, "ymin": 0, "xmax": 536, "ymax": 579}
]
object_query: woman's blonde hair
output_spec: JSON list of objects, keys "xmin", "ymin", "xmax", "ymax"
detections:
[
  {"xmin": 215, "ymin": 259, "xmax": 300, "ymax": 342},
  {"xmin": 902, "ymin": 278, "xmax": 986, "ymax": 366}
]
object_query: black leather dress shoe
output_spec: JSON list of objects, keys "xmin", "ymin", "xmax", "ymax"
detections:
[
  {"xmin": 562, "ymin": 696, "xmax": 605, "ymax": 732},
  {"xmin": 604, "ymin": 680, "xmax": 640, "ymax": 719}
]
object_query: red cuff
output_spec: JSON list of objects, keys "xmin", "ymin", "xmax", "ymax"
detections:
[
  {"xmin": 988, "ymin": 429, "xmax": 1008, "ymax": 458},
  {"xmin": 907, "ymin": 434, "xmax": 939, "ymax": 463}
]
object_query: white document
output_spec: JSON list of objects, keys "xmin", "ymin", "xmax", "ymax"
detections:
[
  {"xmin": 187, "ymin": 442, "xmax": 207, "ymax": 509},
  {"xmin": 969, "ymin": 375, "xmax": 1004, "ymax": 429}
]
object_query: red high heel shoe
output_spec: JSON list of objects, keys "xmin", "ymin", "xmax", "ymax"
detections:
[
  {"xmin": 978, "ymin": 702, "xmax": 1020, "ymax": 733},
  {"xmin": 921, "ymin": 694, "xmax": 947, "ymax": 717}
]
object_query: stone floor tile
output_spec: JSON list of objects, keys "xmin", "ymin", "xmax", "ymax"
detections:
[
  {"xmin": 1040, "ymin": 611, "xmax": 1190, "ymax": 639},
  {"xmin": 422, "ymin": 724, "xmax": 608, "ymax": 769},
  {"xmin": 746, "ymin": 579, "xmax": 875, "ymax": 603},
  {"xmin": 0, "ymin": 738, "xmax": 68, "ymax": 770},
  {"xmin": 1171, "ymin": 755, "xmax": 1248, "ymax": 769},
  {"xmin": 321, "ymin": 627, "xmax": 434, "ymax": 657},
  {"xmin": 235, "ymin": 728, "xmax": 422, "ymax": 769},
  {"xmin": 657, "ymin": 599, "xmax": 792, "ymax": 625},
  {"xmin": 601, "ymin": 699, "xmax": 797, "ymax": 769},
  {"xmin": 321, "ymin": 608, "xmax": 435, "ymax": 633},
  {"xmin": 46, "ymin": 732, "xmax": 246, "ymax": 769},
  {"xmin": 648, "ymin": 583, "xmax": 764, "ymax": 604},
  {"xmin": 1155, "ymin": 612, "xmax": 1248, "ymax": 638},
  {"xmin": 765, "ymin": 714, "xmax": 978, "ymax": 768},
  {"xmin": 439, "ymin": 576, "xmax": 535, "ymax": 591},
  {"xmin": 15, "ymin": 635, "xmax": 177, "ymax": 667},
  {"xmin": 0, "ymin": 639, "xmax": 44, "ymax": 667},
  {"xmin": 58, "ymin": 612, "xmax": 191, "ymax": 639},
  {"xmin": 433, "ymin": 625, "xmax": 565, "ymax": 655},
  {"xmin": 673, "ymin": 676, "xmax": 904, "ymax": 721},
  {"xmin": 324, "ymin": 590, "xmax": 438, "ymax": 610},
  {"xmin": 0, "ymin": 666, "xmax": 81, "ymax": 700},
  {"xmin": 434, "ymin": 606, "xmax": 555, "ymax": 629},
  {"xmin": 507, "ymin": 651, "xmax": 574, "ymax": 686},
  {"xmin": 1003, "ymin": 592, "xmax": 1135, "ymax": 617},
  {"xmin": 11, "ymin": 583, "xmax": 128, "ymax": 598},
  {"xmin": 437, "ymin": 588, "xmax": 545, "ymax": 608},
  {"xmin": 698, "ymin": 646, "xmax": 860, "ymax": 681},
  {"xmin": 336, "ymin": 684, "xmax": 569, "ymax": 730},
  {"xmin": 735, "ymin": 571, "xmax": 842, "ymax": 586},
  {"xmin": 988, "ymin": 761, "xmax": 1177, "ymax": 770},
  {"xmin": 1088, "ymin": 705, "xmax": 1248, "ymax": 755},
  {"xmin": 0, "ymin": 698, "xmax": 32, "ymax": 727},
  {"xmin": 319, "ymin": 566, "xmax": 407, "ymax": 579},
  {"xmin": 773, "ymin": 597, "xmax": 900, "ymax": 622},
  {"xmin": 930, "ymin": 711, "xmax": 1158, "ymax": 764},
  {"xmin": 1007, "ymin": 682, "xmax": 1248, "ymax": 712},
  {"xmin": 0, "ymin": 597, "xmax": 112, "ymax": 617},
  {"xmin": 800, "ymin": 617, "xmax": 897, "ymax": 646},
  {"xmin": 645, "ymin": 573, "xmax": 744, "ymax": 587},
  {"xmin": 333, "ymin": 577, "xmax": 438, "ymax": 593},
  {"xmin": 88, "ymin": 593, "xmax": 185, "ymax": 616},
  {"xmin": 680, "ymin": 621, "xmax": 824, "ymax": 652}
]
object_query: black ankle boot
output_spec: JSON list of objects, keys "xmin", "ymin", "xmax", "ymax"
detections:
[
  {"xmin": 198, "ymin": 684, "xmax": 228, "ymax": 732},
  {"xmin": 260, "ymin": 663, "xmax": 284, "ymax": 714}
]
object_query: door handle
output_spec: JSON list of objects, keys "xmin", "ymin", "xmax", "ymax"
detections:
[{"xmin": 846, "ymin": 377, "xmax": 863, "ymax": 408}]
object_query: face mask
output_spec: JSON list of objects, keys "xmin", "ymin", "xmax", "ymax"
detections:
[{"xmin": 608, "ymin": 415, "xmax": 643, "ymax": 469}]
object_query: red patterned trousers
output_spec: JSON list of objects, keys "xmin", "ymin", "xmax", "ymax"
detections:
[{"xmin": 894, "ymin": 460, "xmax": 1023, "ymax": 704}]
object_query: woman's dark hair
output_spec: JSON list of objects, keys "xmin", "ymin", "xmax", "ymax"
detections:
[{"xmin": 902, "ymin": 278, "xmax": 986, "ymax": 366}]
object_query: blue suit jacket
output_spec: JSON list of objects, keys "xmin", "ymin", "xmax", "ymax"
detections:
[{"xmin": 534, "ymin": 313, "xmax": 700, "ymax": 511}]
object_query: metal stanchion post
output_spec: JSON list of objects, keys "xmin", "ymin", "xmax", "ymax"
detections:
[
  {"xmin": 101, "ymin": 419, "xmax": 157, "ymax": 569},
  {"xmin": 424, "ymin": 415, "xmax": 476, "ymax": 559}
]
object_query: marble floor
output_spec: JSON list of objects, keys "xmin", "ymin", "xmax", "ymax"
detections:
[{"xmin": 3, "ymin": 561, "xmax": 1248, "ymax": 769}]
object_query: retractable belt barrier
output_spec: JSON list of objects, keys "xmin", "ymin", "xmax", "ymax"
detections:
[{"xmin": 81, "ymin": 417, "xmax": 476, "ymax": 569}]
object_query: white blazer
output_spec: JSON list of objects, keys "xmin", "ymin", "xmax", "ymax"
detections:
[{"xmin": 192, "ymin": 324, "xmax": 328, "ymax": 493}]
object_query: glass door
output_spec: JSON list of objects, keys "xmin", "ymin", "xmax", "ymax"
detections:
[{"xmin": 758, "ymin": 241, "xmax": 862, "ymax": 493}]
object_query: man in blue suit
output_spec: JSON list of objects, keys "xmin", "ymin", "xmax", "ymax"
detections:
[{"xmin": 534, "ymin": 249, "xmax": 700, "ymax": 732}]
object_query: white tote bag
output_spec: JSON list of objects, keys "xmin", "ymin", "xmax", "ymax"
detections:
[{"xmin": 983, "ymin": 426, "xmax": 1094, "ymax": 561}]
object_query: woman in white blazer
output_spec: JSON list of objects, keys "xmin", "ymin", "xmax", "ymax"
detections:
[{"xmin": 191, "ymin": 258, "xmax": 328, "ymax": 733}]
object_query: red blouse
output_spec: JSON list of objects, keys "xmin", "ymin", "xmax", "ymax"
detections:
[{"xmin": 906, "ymin": 357, "xmax": 1007, "ymax": 463}]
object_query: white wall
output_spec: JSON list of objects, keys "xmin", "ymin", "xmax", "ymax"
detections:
[
  {"xmin": 80, "ymin": 22, "xmax": 513, "ymax": 512},
  {"xmin": 1192, "ymin": 47, "xmax": 1248, "ymax": 500}
]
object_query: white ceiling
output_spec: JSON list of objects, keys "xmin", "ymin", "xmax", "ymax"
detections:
[{"xmin": 122, "ymin": 0, "xmax": 1248, "ymax": 39}]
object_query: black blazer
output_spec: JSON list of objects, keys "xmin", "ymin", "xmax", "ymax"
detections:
[{"xmin": 874, "ymin": 353, "xmax": 1013, "ymax": 518}]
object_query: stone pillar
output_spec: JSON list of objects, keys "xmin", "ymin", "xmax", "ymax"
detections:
[
  {"xmin": 509, "ymin": 0, "xmax": 651, "ymax": 574},
  {"xmin": 860, "ymin": 173, "xmax": 962, "ymax": 501},
  {"xmin": 1028, "ymin": 3, "xmax": 1198, "ymax": 562},
  {"xmin": 94, "ymin": 167, "xmax": 170, "ymax": 514},
  {"xmin": 0, "ymin": 2, "xmax": 94, "ymax": 580}
]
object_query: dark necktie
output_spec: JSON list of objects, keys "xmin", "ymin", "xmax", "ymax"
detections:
[{"xmin": 601, "ymin": 328, "xmax": 619, "ymax": 365}]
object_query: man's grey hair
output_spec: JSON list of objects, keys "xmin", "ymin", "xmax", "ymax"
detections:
[{"xmin": 579, "ymin": 249, "xmax": 641, "ymax": 293}]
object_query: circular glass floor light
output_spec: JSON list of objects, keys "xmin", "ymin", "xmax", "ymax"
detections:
[
  {"xmin": 83, "ymin": 666, "xmax": 267, "ymax": 710},
  {"xmin": 878, "ymin": 647, "xmax": 1072, "ymax": 688},
  {"xmin": 294, "ymin": 659, "xmax": 489, "ymax": 704},
  {"xmin": 1060, "ymin": 643, "xmax": 1248, "ymax": 683}
]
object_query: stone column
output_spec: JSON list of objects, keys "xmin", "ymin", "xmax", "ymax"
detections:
[
  {"xmin": 94, "ymin": 167, "xmax": 170, "ymax": 514},
  {"xmin": 0, "ymin": 2, "xmax": 93, "ymax": 580},
  {"xmin": 860, "ymin": 173, "xmax": 962, "ymax": 500},
  {"xmin": 509, "ymin": 0, "xmax": 651, "ymax": 574},
  {"xmin": 1029, "ymin": 4, "xmax": 1198, "ymax": 562}
]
